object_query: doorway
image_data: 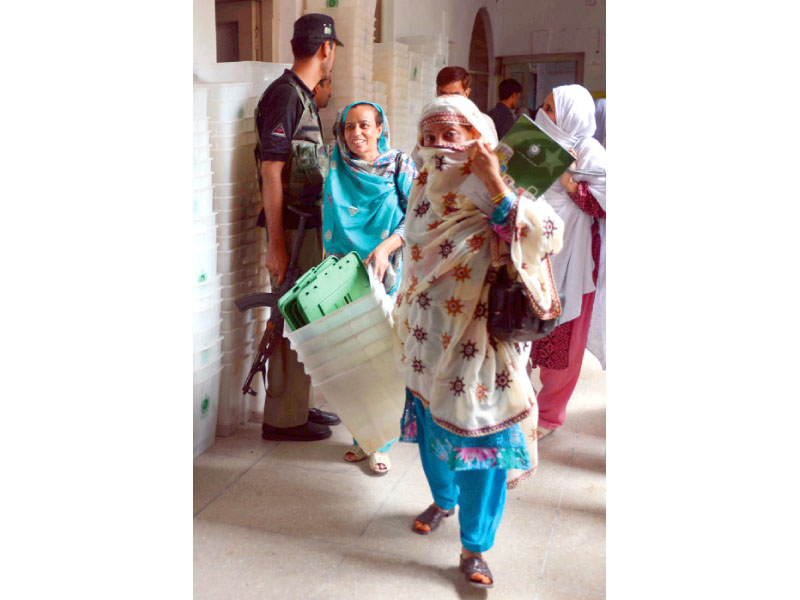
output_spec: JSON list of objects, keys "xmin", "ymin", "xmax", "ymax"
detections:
[
  {"xmin": 468, "ymin": 8, "xmax": 493, "ymax": 113},
  {"xmin": 498, "ymin": 53, "xmax": 584, "ymax": 118},
  {"xmin": 215, "ymin": 0, "xmax": 263, "ymax": 63}
]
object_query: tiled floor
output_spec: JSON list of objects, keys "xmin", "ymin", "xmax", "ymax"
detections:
[{"xmin": 194, "ymin": 351, "xmax": 605, "ymax": 599}]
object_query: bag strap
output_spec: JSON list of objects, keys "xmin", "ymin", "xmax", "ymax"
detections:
[{"xmin": 393, "ymin": 152, "xmax": 407, "ymax": 205}]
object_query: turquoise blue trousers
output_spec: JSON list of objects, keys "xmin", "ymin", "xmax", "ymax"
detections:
[
  {"xmin": 413, "ymin": 398, "xmax": 507, "ymax": 552},
  {"xmin": 352, "ymin": 438, "xmax": 395, "ymax": 453}
]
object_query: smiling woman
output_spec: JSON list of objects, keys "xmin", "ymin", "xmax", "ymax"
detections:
[
  {"xmin": 321, "ymin": 99, "xmax": 418, "ymax": 474},
  {"xmin": 343, "ymin": 103, "xmax": 384, "ymax": 161}
]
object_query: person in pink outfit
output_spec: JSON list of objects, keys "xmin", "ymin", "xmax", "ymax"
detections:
[{"xmin": 529, "ymin": 84, "xmax": 607, "ymax": 439}]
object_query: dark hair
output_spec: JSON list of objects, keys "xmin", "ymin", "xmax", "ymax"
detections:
[
  {"xmin": 291, "ymin": 38, "xmax": 328, "ymax": 60},
  {"xmin": 498, "ymin": 78, "xmax": 523, "ymax": 100},
  {"xmin": 436, "ymin": 66, "xmax": 471, "ymax": 91},
  {"xmin": 348, "ymin": 103, "xmax": 383, "ymax": 127}
]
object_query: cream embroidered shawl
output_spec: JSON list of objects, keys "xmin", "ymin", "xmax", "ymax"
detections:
[{"xmin": 391, "ymin": 96, "xmax": 565, "ymax": 486}]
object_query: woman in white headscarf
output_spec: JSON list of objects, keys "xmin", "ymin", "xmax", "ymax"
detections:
[
  {"xmin": 393, "ymin": 94, "xmax": 564, "ymax": 589},
  {"xmin": 594, "ymin": 98, "xmax": 606, "ymax": 147},
  {"xmin": 529, "ymin": 84, "xmax": 606, "ymax": 439}
]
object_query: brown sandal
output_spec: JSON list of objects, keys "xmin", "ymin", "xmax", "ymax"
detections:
[
  {"xmin": 411, "ymin": 503, "xmax": 455, "ymax": 535},
  {"xmin": 459, "ymin": 555, "xmax": 494, "ymax": 589}
]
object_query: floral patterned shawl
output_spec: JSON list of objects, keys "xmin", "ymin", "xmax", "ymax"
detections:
[{"xmin": 391, "ymin": 95, "xmax": 565, "ymax": 486}]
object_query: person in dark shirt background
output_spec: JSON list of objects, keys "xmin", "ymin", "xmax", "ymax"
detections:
[{"xmin": 486, "ymin": 78, "xmax": 522, "ymax": 139}]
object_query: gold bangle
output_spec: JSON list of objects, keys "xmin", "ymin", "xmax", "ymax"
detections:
[{"xmin": 491, "ymin": 190, "xmax": 508, "ymax": 205}]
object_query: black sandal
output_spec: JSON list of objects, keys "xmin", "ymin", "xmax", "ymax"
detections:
[
  {"xmin": 411, "ymin": 503, "xmax": 455, "ymax": 535},
  {"xmin": 459, "ymin": 555, "xmax": 494, "ymax": 589}
]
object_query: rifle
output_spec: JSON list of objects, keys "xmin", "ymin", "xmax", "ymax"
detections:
[{"xmin": 234, "ymin": 205, "xmax": 316, "ymax": 396}]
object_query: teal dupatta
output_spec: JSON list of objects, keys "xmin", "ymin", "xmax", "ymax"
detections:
[{"xmin": 322, "ymin": 102, "xmax": 413, "ymax": 295}]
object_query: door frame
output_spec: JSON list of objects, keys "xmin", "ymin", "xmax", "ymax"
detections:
[{"xmin": 496, "ymin": 52, "xmax": 585, "ymax": 85}]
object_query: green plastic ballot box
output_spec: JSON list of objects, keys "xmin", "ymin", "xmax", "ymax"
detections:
[{"xmin": 278, "ymin": 252, "xmax": 372, "ymax": 331}]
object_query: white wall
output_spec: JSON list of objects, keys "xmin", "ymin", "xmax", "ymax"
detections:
[
  {"xmin": 389, "ymin": 0, "xmax": 483, "ymax": 68},
  {"xmin": 390, "ymin": 0, "xmax": 605, "ymax": 94},
  {"xmin": 194, "ymin": 0, "xmax": 605, "ymax": 90},
  {"xmin": 194, "ymin": 0, "xmax": 217, "ymax": 66},
  {"xmin": 490, "ymin": 0, "xmax": 606, "ymax": 93},
  {"xmin": 272, "ymin": 0, "xmax": 304, "ymax": 64}
]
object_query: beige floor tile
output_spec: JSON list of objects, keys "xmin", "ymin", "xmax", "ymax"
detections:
[
  {"xmin": 196, "ymin": 455, "xmax": 406, "ymax": 545},
  {"xmin": 492, "ymin": 496, "xmax": 559, "ymax": 577},
  {"xmin": 206, "ymin": 422, "xmax": 271, "ymax": 455},
  {"xmin": 312, "ymin": 547, "xmax": 469, "ymax": 600},
  {"xmin": 193, "ymin": 348, "xmax": 606, "ymax": 598},
  {"xmin": 194, "ymin": 453, "xmax": 256, "ymax": 515},
  {"xmin": 193, "ymin": 424, "xmax": 280, "ymax": 514},
  {"xmin": 353, "ymin": 469, "xmax": 560, "ymax": 593},
  {"xmin": 559, "ymin": 453, "xmax": 606, "ymax": 518},
  {"xmin": 354, "ymin": 489, "xmax": 462, "ymax": 565},
  {"xmin": 509, "ymin": 451, "xmax": 572, "ymax": 508},
  {"xmin": 194, "ymin": 519, "xmax": 346, "ymax": 600},
  {"xmin": 577, "ymin": 407, "xmax": 606, "ymax": 439},
  {"xmin": 536, "ymin": 428, "xmax": 581, "ymax": 456},
  {"xmin": 537, "ymin": 580, "xmax": 606, "ymax": 600},
  {"xmin": 539, "ymin": 506, "xmax": 606, "ymax": 596},
  {"xmin": 353, "ymin": 455, "xmax": 467, "ymax": 565},
  {"xmin": 571, "ymin": 430, "xmax": 606, "ymax": 458},
  {"xmin": 263, "ymin": 422, "xmax": 416, "ymax": 477}
]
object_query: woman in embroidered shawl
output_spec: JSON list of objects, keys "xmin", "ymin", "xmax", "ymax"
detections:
[
  {"xmin": 322, "ymin": 101, "xmax": 416, "ymax": 473},
  {"xmin": 392, "ymin": 95, "xmax": 563, "ymax": 588},
  {"xmin": 528, "ymin": 84, "xmax": 606, "ymax": 440}
]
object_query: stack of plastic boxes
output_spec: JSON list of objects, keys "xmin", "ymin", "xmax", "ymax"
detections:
[
  {"xmin": 203, "ymin": 81, "xmax": 267, "ymax": 437},
  {"xmin": 400, "ymin": 35, "xmax": 448, "ymax": 131},
  {"xmin": 194, "ymin": 63, "xmax": 290, "ymax": 427},
  {"xmin": 372, "ymin": 81, "xmax": 388, "ymax": 118},
  {"xmin": 407, "ymin": 50, "xmax": 426, "ymax": 139},
  {"xmin": 193, "ymin": 84, "xmax": 224, "ymax": 459},
  {"xmin": 373, "ymin": 41, "xmax": 413, "ymax": 154},
  {"xmin": 398, "ymin": 34, "xmax": 450, "ymax": 73},
  {"xmin": 305, "ymin": 0, "xmax": 377, "ymax": 146},
  {"xmin": 419, "ymin": 55, "xmax": 437, "ymax": 105},
  {"xmin": 285, "ymin": 266, "xmax": 405, "ymax": 453}
]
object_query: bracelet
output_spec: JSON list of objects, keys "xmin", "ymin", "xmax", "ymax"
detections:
[{"xmin": 491, "ymin": 189, "xmax": 509, "ymax": 205}]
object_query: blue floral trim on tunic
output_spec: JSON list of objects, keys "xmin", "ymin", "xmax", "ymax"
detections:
[{"xmin": 400, "ymin": 390, "xmax": 530, "ymax": 472}]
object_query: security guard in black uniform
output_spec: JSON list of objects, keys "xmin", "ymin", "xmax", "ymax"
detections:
[{"xmin": 254, "ymin": 14, "xmax": 342, "ymax": 441}]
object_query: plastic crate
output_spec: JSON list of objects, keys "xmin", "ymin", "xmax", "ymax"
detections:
[{"xmin": 295, "ymin": 253, "xmax": 371, "ymax": 324}]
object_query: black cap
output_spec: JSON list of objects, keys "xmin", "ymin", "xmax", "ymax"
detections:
[{"xmin": 292, "ymin": 13, "xmax": 344, "ymax": 47}]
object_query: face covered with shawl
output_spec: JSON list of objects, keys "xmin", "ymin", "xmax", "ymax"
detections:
[
  {"xmin": 392, "ymin": 95, "xmax": 564, "ymax": 487},
  {"xmin": 534, "ymin": 84, "xmax": 607, "ymax": 366},
  {"xmin": 535, "ymin": 85, "xmax": 606, "ymax": 208},
  {"xmin": 322, "ymin": 101, "xmax": 413, "ymax": 295}
]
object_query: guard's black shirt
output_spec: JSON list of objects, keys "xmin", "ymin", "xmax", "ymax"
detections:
[{"xmin": 255, "ymin": 69, "xmax": 318, "ymax": 162}]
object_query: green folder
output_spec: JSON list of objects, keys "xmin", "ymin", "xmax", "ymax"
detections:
[{"xmin": 495, "ymin": 114, "xmax": 575, "ymax": 198}]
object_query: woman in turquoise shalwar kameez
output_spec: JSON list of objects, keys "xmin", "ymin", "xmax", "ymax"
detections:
[{"xmin": 321, "ymin": 101, "xmax": 417, "ymax": 473}]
